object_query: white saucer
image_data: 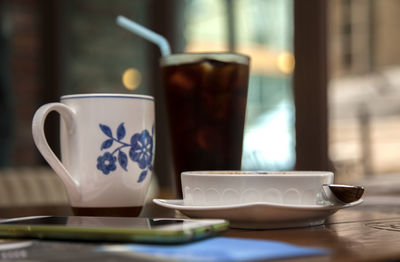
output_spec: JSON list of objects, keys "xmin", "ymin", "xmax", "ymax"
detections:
[{"xmin": 153, "ymin": 199, "xmax": 363, "ymax": 229}]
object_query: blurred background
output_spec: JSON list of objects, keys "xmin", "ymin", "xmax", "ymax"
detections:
[{"xmin": 0, "ymin": 0, "xmax": 399, "ymax": 204}]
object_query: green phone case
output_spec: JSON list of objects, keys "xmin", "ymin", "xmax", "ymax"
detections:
[{"xmin": 0, "ymin": 217, "xmax": 229, "ymax": 244}]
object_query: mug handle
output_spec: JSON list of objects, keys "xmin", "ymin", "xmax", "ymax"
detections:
[{"xmin": 32, "ymin": 103, "xmax": 81, "ymax": 202}]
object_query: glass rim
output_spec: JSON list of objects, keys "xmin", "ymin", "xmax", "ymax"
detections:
[{"xmin": 160, "ymin": 52, "xmax": 250, "ymax": 66}]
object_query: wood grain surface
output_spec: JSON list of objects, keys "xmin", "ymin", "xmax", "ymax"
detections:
[{"xmin": 1, "ymin": 202, "xmax": 400, "ymax": 261}]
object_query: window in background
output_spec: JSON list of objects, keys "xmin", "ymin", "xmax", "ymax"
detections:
[
  {"xmin": 184, "ymin": 0, "xmax": 295, "ymax": 170},
  {"xmin": 328, "ymin": 0, "xmax": 400, "ymax": 183},
  {"xmin": 62, "ymin": 1, "xmax": 152, "ymax": 96}
]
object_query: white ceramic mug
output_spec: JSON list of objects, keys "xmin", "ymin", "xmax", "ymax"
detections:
[{"xmin": 32, "ymin": 94, "xmax": 155, "ymax": 216}]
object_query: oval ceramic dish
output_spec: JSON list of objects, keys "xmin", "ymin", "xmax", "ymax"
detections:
[{"xmin": 153, "ymin": 198, "xmax": 363, "ymax": 229}]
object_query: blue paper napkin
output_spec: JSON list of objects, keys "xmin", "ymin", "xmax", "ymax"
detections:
[{"xmin": 100, "ymin": 237, "xmax": 329, "ymax": 261}]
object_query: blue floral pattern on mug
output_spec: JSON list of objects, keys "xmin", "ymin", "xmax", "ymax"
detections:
[{"xmin": 96, "ymin": 122, "xmax": 154, "ymax": 182}]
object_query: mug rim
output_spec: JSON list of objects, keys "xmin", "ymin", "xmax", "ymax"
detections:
[{"xmin": 61, "ymin": 93, "xmax": 154, "ymax": 101}]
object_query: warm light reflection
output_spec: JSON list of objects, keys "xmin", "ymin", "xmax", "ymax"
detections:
[
  {"xmin": 277, "ymin": 51, "xmax": 295, "ymax": 74},
  {"xmin": 185, "ymin": 41, "xmax": 295, "ymax": 75},
  {"xmin": 122, "ymin": 68, "xmax": 141, "ymax": 90}
]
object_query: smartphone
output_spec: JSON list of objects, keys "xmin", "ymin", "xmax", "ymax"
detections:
[{"xmin": 0, "ymin": 216, "xmax": 229, "ymax": 244}]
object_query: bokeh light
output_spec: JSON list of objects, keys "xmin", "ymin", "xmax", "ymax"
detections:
[
  {"xmin": 277, "ymin": 51, "xmax": 295, "ymax": 74},
  {"xmin": 122, "ymin": 68, "xmax": 142, "ymax": 90}
]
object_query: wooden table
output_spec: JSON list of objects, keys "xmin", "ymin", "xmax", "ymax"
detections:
[
  {"xmin": 226, "ymin": 207, "xmax": 400, "ymax": 261},
  {"xmin": 1, "ymin": 201, "xmax": 400, "ymax": 261}
]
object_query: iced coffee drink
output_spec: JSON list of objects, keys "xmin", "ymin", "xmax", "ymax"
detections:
[{"xmin": 161, "ymin": 53, "xmax": 250, "ymax": 197}]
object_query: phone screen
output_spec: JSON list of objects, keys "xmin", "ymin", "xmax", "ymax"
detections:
[{"xmin": 1, "ymin": 217, "xmax": 186, "ymax": 229}]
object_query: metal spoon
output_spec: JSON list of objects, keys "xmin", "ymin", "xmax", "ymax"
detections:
[{"xmin": 322, "ymin": 184, "xmax": 364, "ymax": 204}]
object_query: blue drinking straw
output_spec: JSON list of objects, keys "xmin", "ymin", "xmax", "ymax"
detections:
[{"xmin": 116, "ymin": 15, "xmax": 171, "ymax": 56}]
